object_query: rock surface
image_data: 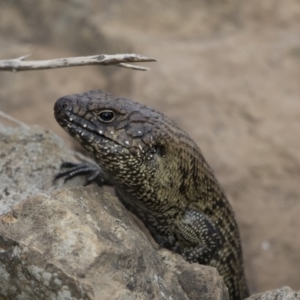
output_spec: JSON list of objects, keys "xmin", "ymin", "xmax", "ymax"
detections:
[
  {"xmin": 246, "ymin": 286, "xmax": 300, "ymax": 300},
  {"xmin": 0, "ymin": 121, "xmax": 83, "ymax": 215},
  {"xmin": 0, "ymin": 123, "xmax": 229, "ymax": 300}
]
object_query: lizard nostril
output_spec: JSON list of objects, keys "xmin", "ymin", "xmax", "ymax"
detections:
[
  {"xmin": 59, "ymin": 100, "xmax": 72, "ymax": 111},
  {"xmin": 54, "ymin": 97, "xmax": 73, "ymax": 113},
  {"xmin": 61, "ymin": 103, "xmax": 69, "ymax": 110}
]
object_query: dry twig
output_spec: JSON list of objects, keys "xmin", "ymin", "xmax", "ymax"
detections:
[
  {"xmin": 0, "ymin": 53, "xmax": 157, "ymax": 72},
  {"xmin": 0, "ymin": 110, "xmax": 29, "ymax": 128}
]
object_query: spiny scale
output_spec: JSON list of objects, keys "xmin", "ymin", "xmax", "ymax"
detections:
[{"xmin": 54, "ymin": 90, "xmax": 249, "ymax": 300}]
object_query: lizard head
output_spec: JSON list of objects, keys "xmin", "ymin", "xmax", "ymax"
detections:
[{"xmin": 54, "ymin": 90, "xmax": 170, "ymax": 179}]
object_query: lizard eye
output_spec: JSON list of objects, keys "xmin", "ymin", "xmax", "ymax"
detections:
[{"xmin": 98, "ymin": 110, "xmax": 115, "ymax": 123}]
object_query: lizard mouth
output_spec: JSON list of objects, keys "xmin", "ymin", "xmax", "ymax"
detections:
[
  {"xmin": 55, "ymin": 110, "xmax": 98, "ymax": 143},
  {"xmin": 54, "ymin": 100, "xmax": 125, "ymax": 149}
]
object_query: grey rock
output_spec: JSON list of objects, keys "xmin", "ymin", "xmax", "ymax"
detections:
[
  {"xmin": 159, "ymin": 249, "xmax": 229, "ymax": 300},
  {"xmin": 246, "ymin": 286, "xmax": 300, "ymax": 300},
  {"xmin": 0, "ymin": 123, "xmax": 84, "ymax": 215},
  {"xmin": 0, "ymin": 123, "xmax": 228, "ymax": 300}
]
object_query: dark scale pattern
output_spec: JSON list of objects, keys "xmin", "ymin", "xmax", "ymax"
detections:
[{"xmin": 54, "ymin": 90, "xmax": 249, "ymax": 300}]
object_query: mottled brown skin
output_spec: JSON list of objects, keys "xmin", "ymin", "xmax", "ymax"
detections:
[{"xmin": 54, "ymin": 90, "xmax": 249, "ymax": 300}]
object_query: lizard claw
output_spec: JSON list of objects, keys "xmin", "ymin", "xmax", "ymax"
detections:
[{"xmin": 54, "ymin": 162, "xmax": 105, "ymax": 186}]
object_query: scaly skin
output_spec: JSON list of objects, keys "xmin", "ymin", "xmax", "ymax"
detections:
[{"xmin": 54, "ymin": 90, "xmax": 249, "ymax": 300}]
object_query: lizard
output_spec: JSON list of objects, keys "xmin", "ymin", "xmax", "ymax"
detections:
[{"xmin": 54, "ymin": 90, "xmax": 249, "ymax": 300}]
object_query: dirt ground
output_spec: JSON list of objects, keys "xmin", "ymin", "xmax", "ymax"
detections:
[{"xmin": 1, "ymin": 0, "xmax": 300, "ymax": 295}]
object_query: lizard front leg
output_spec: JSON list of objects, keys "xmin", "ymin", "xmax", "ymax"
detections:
[
  {"xmin": 55, "ymin": 161, "xmax": 113, "ymax": 186},
  {"xmin": 173, "ymin": 209, "xmax": 223, "ymax": 264}
]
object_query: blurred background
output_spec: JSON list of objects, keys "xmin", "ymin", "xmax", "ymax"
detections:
[{"xmin": 1, "ymin": 0, "xmax": 300, "ymax": 295}]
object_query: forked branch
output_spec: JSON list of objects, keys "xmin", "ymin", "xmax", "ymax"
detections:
[{"xmin": 0, "ymin": 53, "xmax": 157, "ymax": 72}]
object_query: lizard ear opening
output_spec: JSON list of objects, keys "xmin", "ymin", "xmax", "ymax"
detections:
[
  {"xmin": 98, "ymin": 110, "xmax": 115, "ymax": 123},
  {"xmin": 152, "ymin": 145, "xmax": 166, "ymax": 157}
]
